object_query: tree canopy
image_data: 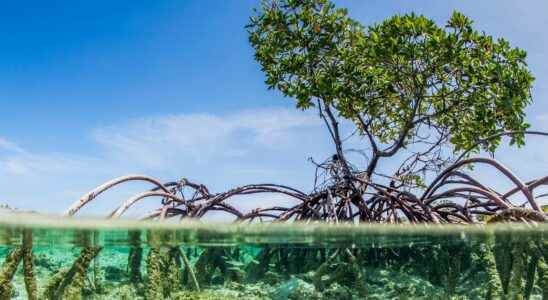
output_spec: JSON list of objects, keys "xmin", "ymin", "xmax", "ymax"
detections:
[{"xmin": 247, "ymin": 0, "xmax": 534, "ymax": 186}]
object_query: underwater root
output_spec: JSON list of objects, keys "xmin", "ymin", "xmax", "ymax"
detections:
[
  {"xmin": 164, "ymin": 247, "xmax": 183, "ymax": 295},
  {"xmin": 180, "ymin": 248, "xmax": 200, "ymax": 292},
  {"xmin": 0, "ymin": 247, "xmax": 22, "ymax": 299},
  {"xmin": 490, "ymin": 236, "xmax": 548, "ymax": 300},
  {"xmin": 145, "ymin": 246, "xmax": 200, "ymax": 299},
  {"xmin": 310, "ymin": 249, "xmax": 367, "ymax": 296},
  {"xmin": 524, "ymin": 251, "xmax": 540, "ymax": 300},
  {"xmin": 128, "ymin": 230, "xmax": 143, "ymax": 283},
  {"xmin": 480, "ymin": 244, "xmax": 504, "ymax": 299},
  {"xmin": 194, "ymin": 248, "xmax": 235, "ymax": 286},
  {"xmin": 22, "ymin": 230, "xmax": 38, "ymax": 300},
  {"xmin": 538, "ymin": 258, "xmax": 548, "ymax": 300},
  {"xmin": 43, "ymin": 246, "xmax": 102, "ymax": 300},
  {"xmin": 145, "ymin": 248, "xmax": 162, "ymax": 300},
  {"xmin": 128, "ymin": 246, "xmax": 143, "ymax": 283},
  {"xmin": 0, "ymin": 230, "xmax": 38, "ymax": 300}
]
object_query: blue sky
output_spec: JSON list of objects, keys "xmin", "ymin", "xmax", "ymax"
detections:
[{"xmin": 1, "ymin": 1, "xmax": 547, "ymax": 217}]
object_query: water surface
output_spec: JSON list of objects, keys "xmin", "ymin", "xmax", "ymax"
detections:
[{"xmin": 0, "ymin": 214, "xmax": 546, "ymax": 299}]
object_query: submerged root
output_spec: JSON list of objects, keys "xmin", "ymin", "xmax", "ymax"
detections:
[
  {"xmin": 311, "ymin": 249, "xmax": 367, "ymax": 296},
  {"xmin": 194, "ymin": 248, "xmax": 230, "ymax": 286},
  {"xmin": 164, "ymin": 247, "xmax": 183, "ymax": 295},
  {"xmin": 523, "ymin": 251, "xmax": 540, "ymax": 300},
  {"xmin": 507, "ymin": 241, "xmax": 527, "ymax": 299},
  {"xmin": 0, "ymin": 247, "xmax": 23, "ymax": 299},
  {"xmin": 145, "ymin": 248, "xmax": 162, "ymax": 299},
  {"xmin": 145, "ymin": 246, "xmax": 200, "ymax": 297},
  {"xmin": 494, "ymin": 237, "xmax": 513, "ymax": 293},
  {"xmin": 128, "ymin": 247, "xmax": 143, "ymax": 282},
  {"xmin": 479, "ymin": 244, "xmax": 504, "ymax": 299},
  {"xmin": 43, "ymin": 268, "xmax": 70, "ymax": 300},
  {"xmin": 246, "ymin": 247, "xmax": 273, "ymax": 282},
  {"xmin": 128, "ymin": 231, "xmax": 143, "ymax": 283},
  {"xmin": 490, "ymin": 234, "xmax": 542, "ymax": 299},
  {"xmin": 43, "ymin": 246, "xmax": 102, "ymax": 300},
  {"xmin": 538, "ymin": 258, "xmax": 548, "ymax": 300},
  {"xmin": 444, "ymin": 246, "xmax": 465, "ymax": 296},
  {"xmin": 22, "ymin": 230, "xmax": 38, "ymax": 300},
  {"xmin": 180, "ymin": 247, "xmax": 200, "ymax": 292},
  {"xmin": 0, "ymin": 230, "xmax": 38, "ymax": 300}
]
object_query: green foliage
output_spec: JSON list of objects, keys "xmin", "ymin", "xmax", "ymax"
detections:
[
  {"xmin": 248, "ymin": 0, "xmax": 362, "ymax": 109},
  {"xmin": 248, "ymin": 0, "xmax": 534, "ymax": 159}
]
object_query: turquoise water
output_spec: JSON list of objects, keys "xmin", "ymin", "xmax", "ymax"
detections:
[{"xmin": 0, "ymin": 215, "xmax": 546, "ymax": 299}]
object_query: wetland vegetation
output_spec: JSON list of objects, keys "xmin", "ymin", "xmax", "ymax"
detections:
[{"xmin": 1, "ymin": 0, "xmax": 547, "ymax": 298}]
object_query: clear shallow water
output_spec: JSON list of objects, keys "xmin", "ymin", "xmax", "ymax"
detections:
[{"xmin": 0, "ymin": 214, "xmax": 546, "ymax": 299}]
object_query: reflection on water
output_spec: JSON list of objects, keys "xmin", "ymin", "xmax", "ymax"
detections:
[{"xmin": 0, "ymin": 215, "xmax": 546, "ymax": 299}]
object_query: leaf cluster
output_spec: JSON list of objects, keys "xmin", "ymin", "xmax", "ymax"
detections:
[{"xmin": 247, "ymin": 0, "xmax": 534, "ymax": 158}]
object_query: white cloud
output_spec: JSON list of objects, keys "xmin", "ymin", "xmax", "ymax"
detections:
[
  {"xmin": 0, "ymin": 152, "xmax": 96, "ymax": 177},
  {"xmin": 92, "ymin": 108, "xmax": 322, "ymax": 169},
  {"xmin": 0, "ymin": 108, "xmax": 329, "ymax": 215},
  {"xmin": 0, "ymin": 138, "xmax": 25, "ymax": 154}
]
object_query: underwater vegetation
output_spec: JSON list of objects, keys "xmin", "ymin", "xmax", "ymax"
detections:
[{"xmin": 0, "ymin": 224, "xmax": 546, "ymax": 299}]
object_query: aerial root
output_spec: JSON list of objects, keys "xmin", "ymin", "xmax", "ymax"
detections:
[
  {"xmin": 64, "ymin": 155, "xmax": 547, "ymax": 224},
  {"xmin": 488, "ymin": 207, "xmax": 546, "ymax": 223},
  {"xmin": 53, "ymin": 152, "xmax": 548, "ymax": 298}
]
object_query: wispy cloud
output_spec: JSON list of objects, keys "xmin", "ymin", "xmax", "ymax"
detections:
[
  {"xmin": 0, "ymin": 140, "xmax": 97, "ymax": 177},
  {"xmin": 0, "ymin": 108, "xmax": 328, "ymax": 215},
  {"xmin": 92, "ymin": 108, "xmax": 321, "ymax": 169},
  {"xmin": 0, "ymin": 138, "xmax": 25, "ymax": 154}
]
